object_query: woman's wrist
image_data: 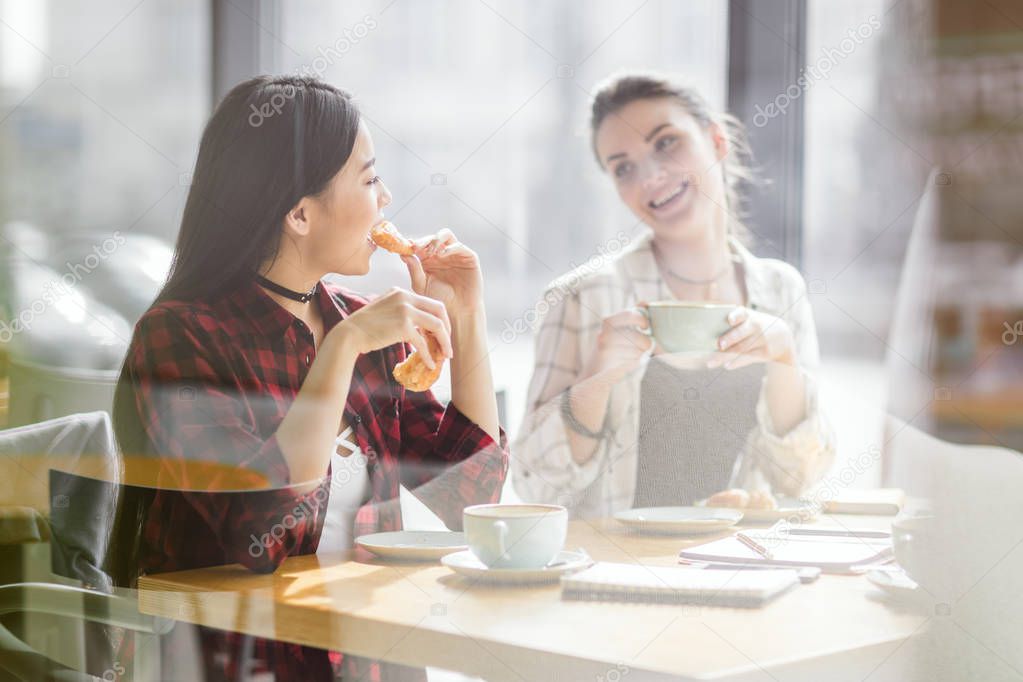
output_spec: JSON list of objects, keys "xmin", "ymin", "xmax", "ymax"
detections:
[
  {"xmin": 450, "ymin": 304, "xmax": 486, "ymax": 336},
  {"xmin": 561, "ymin": 388, "xmax": 608, "ymax": 441},
  {"xmin": 323, "ymin": 323, "xmax": 363, "ymax": 371}
]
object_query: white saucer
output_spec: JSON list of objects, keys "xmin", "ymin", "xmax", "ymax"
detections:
[
  {"xmin": 614, "ymin": 506, "xmax": 743, "ymax": 534},
  {"xmin": 866, "ymin": 568, "xmax": 930, "ymax": 606},
  {"xmin": 696, "ymin": 497, "xmax": 819, "ymax": 524},
  {"xmin": 356, "ymin": 531, "xmax": 467, "ymax": 561},
  {"xmin": 441, "ymin": 550, "xmax": 593, "ymax": 584}
]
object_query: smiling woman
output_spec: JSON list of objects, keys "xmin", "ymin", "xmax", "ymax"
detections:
[
  {"xmin": 512, "ymin": 72, "xmax": 835, "ymax": 518},
  {"xmin": 112, "ymin": 75, "xmax": 508, "ymax": 682}
]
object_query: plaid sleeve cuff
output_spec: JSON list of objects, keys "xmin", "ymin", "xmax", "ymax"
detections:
[
  {"xmin": 434, "ymin": 403, "xmax": 509, "ymax": 467},
  {"xmin": 231, "ymin": 475, "xmax": 331, "ymax": 573}
]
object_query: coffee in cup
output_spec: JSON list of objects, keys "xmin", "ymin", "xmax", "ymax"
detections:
[{"xmin": 463, "ymin": 503, "xmax": 567, "ymax": 569}]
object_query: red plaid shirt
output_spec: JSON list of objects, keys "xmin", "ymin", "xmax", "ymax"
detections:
[{"xmin": 117, "ymin": 278, "xmax": 508, "ymax": 681}]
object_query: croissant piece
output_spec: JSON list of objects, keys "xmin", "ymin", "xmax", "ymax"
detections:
[
  {"xmin": 370, "ymin": 221, "xmax": 415, "ymax": 256},
  {"xmin": 392, "ymin": 333, "xmax": 444, "ymax": 391}
]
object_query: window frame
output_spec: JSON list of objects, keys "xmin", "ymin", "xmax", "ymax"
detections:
[{"xmin": 727, "ymin": 0, "xmax": 807, "ymax": 267}]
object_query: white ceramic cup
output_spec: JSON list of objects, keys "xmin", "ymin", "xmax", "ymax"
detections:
[
  {"xmin": 463, "ymin": 503, "xmax": 568, "ymax": 569},
  {"xmin": 891, "ymin": 513, "xmax": 958, "ymax": 599}
]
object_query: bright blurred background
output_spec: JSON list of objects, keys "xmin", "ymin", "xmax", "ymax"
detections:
[{"xmin": 0, "ymin": 0, "xmax": 1020, "ymax": 489}]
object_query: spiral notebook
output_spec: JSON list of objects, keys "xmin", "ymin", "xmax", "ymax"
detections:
[{"xmin": 560, "ymin": 562, "xmax": 800, "ymax": 608}]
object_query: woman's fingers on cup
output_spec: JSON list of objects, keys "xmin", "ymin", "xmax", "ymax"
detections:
[
  {"xmin": 713, "ymin": 334, "xmax": 766, "ymax": 369},
  {"xmin": 718, "ymin": 320, "xmax": 754, "ymax": 352},
  {"xmin": 706, "ymin": 352, "xmax": 729, "ymax": 369},
  {"xmin": 723, "ymin": 353, "xmax": 762, "ymax": 370},
  {"xmin": 598, "ymin": 310, "xmax": 654, "ymax": 362},
  {"xmin": 605, "ymin": 328, "xmax": 654, "ymax": 354},
  {"xmin": 707, "ymin": 350, "xmax": 751, "ymax": 369},
  {"xmin": 728, "ymin": 331, "xmax": 764, "ymax": 360},
  {"xmin": 606, "ymin": 309, "xmax": 649, "ymax": 330},
  {"xmin": 633, "ymin": 302, "xmax": 651, "ymax": 328},
  {"xmin": 727, "ymin": 306, "xmax": 749, "ymax": 326},
  {"xmin": 628, "ymin": 328, "xmax": 655, "ymax": 351}
]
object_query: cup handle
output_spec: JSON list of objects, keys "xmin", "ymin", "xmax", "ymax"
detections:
[
  {"xmin": 494, "ymin": 520, "xmax": 509, "ymax": 560},
  {"xmin": 634, "ymin": 304, "xmax": 653, "ymax": 337}
]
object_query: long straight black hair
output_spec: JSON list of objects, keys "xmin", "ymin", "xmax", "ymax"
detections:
[
  {"xmin": 113, "ymin": 76, "xmax": 360, "ymax": 466},
  {"xmin": 157, "ymin": 75, "xmax": 361, "ymax": 303}
]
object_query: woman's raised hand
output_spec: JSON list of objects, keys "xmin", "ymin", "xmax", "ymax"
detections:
[
  {"xmin": 402, "ymin": 228, "xmax": 484, "ymax": 318},
  {"xmin": 581, "ymin": 307, "xmax": 654, "ymax": 381},
  {"xmin": 707, "ymin": 306, "xmax": 796, "ymax": 370},
  {"xmin": 334, "ymin": 287, "xmax": 452, "ymax": 370}
]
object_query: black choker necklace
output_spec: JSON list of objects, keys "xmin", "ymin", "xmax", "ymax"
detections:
[{"xmin": 255, "ymin": 275, "xmax": 318, "ymax": 303}]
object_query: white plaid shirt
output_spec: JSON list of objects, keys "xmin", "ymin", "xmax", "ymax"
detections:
[{"xmin": 511, "ymin": 230, "xmax": 835, "ymax": 518}]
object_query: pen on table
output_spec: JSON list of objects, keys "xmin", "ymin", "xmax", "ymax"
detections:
[
  {"xmin": 736, "ymin": 532, "xmax": 774, "ymax": 560},
  {"xmin": 786, "ymin": 528, "xmax": 891, "ymax": 539}
]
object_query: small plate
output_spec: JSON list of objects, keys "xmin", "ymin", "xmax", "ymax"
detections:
[
  {"xmin": 696, "ymin": 497, "xmax": 819, "ymax": 524},
  {"xmin": 866, "ymin": 568, "xmax": 929, "ymax": 605},
  {"xmin": 614, "ymin": 506, "xmax": 743, "ymax": 534},
  {"xmin": 356, "ymin": 531, "xmax": 467, "ymax": 561},
  {"xmin": 441, "ymin": 550, "xmax": 593, "ymax": 584}
]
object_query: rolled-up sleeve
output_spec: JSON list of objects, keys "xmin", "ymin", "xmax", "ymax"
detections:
[{"xmin": 123, "ymin": 307, "xmax": 329, "ymax": 573}]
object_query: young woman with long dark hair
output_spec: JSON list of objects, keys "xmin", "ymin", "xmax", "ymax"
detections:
[{"xmin": 114, "ymin": 75, "xmax": 507, "ymax": 681}]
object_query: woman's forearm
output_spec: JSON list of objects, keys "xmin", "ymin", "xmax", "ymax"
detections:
[
  {"xmin": 564, "ymin": 372, "xmax": 616, "ymax": 466},
  {"xmin": 449, "ymin": 307, "xmax": 500, "ymax": 442},
  {"xmin": 276, "ymin": 327, "xmax": 359, "ymax": 488},
  {"xmin": 764, "ymin": 362, "xmax": 808, "ymax": 436}
]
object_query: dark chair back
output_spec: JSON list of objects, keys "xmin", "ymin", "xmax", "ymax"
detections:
[{"xmin": 48, "ymin": 469, "xmax": 156, "ymax": 591}]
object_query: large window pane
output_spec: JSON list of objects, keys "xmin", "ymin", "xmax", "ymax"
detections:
[
  {"xmin": 0, "ymin": 0, "xmax": 209, "ymax": 241},
  {"xmin": 278, "ymin": 0, "xmax": 728, "ymax": 338}
]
